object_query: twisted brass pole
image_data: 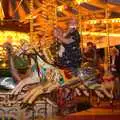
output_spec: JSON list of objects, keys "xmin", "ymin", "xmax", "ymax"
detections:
[
  {"xmin": 30, "ymin": 0, "xmax": 34, "ymax": 43},
  {"xmin": 105, "ymin": 7, "xmax": 110, "ymax": 73},
  {"xmin": 75, "ymin": 3, "xmax": 83, "ymax": 54}
]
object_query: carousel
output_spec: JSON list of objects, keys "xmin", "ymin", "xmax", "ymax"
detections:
[{"xmin": 0, "ymin": 0, "xmax": 120, "ymax": 120}]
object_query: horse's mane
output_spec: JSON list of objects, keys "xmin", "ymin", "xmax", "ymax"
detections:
[{"xmin": 32, "ymin": 48, "xmax": 62, "ymax": 69}]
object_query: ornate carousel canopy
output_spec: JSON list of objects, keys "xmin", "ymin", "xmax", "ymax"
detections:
[{"xmin": 0, "ymin": 0, "xmax": 120, "ymax": 48}]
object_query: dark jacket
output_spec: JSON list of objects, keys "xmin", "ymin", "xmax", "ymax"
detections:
[{"xmin": 58, "ymin": 28, "xmax": 81, "ymax": 68}]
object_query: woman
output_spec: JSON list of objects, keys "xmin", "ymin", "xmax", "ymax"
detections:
[
  {"xmin": 110, "ymin": 47, "xmax": 120, "ymax": 98},
  {"xmin": 54, "ymin": 19, "xmax": 82, "ymax": 76}
]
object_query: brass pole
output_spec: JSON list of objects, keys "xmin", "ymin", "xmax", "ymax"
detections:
[
  {"xmin": 30, "ymin": 0, "xmax": 34, "ymax": 43},
  {"xmin": 79, "ymin": 15, "xmax": 84, "ymax": 54},
  {"xmin": 76, "ymin": 4, "xmax": 83, "ymax": 54},
  {"xmin": 105, "ymin": 7, "xmax": 110, "ymax": 73}
]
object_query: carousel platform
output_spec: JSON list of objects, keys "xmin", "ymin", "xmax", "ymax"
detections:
[{"xmin": 64, "ymin": 108, "xmax": 120, "ymax": 120}]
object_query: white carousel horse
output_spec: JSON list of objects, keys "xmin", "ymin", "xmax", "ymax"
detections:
[
  {"xmin": 10, "ymin": 47, "xmax": 65, "ymax": 104},
  {"xmin": 6, "ymin": 43, "xmax": 113, "ymax": 104},
  {"xmin": 14, "ymin": 54, "xmax": 114, "ymax": 104}
]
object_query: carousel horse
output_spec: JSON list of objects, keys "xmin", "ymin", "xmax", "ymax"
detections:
[
  {"xmin": 13, "ymin": 47, "xmax": 114, "ymax": 103},
  {"xmin": 3, "ymin": 42, "xmax": 114, "ymax": 106}
]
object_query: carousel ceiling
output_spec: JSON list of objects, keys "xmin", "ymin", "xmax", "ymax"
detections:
[
  {"xmin": 0, "ymin": 0, "xmax": 120, "ymax": 48},
  {"xmin": 0, "ymin": 0, "xmax": 120, "ymax": 20}
]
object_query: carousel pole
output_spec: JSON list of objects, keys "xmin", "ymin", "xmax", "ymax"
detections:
[
  {"xmin": 79, "ymin": 15, "xmax": 84, "ymax": 54},
  {"xmin": 74, "ymin": 2, "xmax": 83, "ymax": 54},
  {"xmin": 0, "ymin": 0, "xmax": 4, "ymax": 25},
  {"xmin": 75, "ymin": 2, "xmax": 84, "ymax": 55},
  {"xmin": 75, "ymin": 0, "xmax": 86, "ymax": 55},
  {"xmin": 29, "ymin": 0, "xmax": 35, "ymax": 119},
  {"xmin": 42, "ymin": 0, "xmax": 58, "ymax": 63},
  {"xmin": 105, "ymin": 7, "xmax": 110, "ymax": 73},
  {"xmin": 30, "ymin": 0, "xmax": 34, "ymax": 44},
  {"xmin": 50, "ymin": 0, "xmax": 57, "ymax": 27}
]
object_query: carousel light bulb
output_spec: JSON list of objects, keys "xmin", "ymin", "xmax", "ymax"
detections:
[
  {"xmin": 112, "ymin": 19, "xmax": 115, "ymax": 23},
  {"xmin": 93, "ymin": 20, "xmax": 97, "ymax": 24},
  {"xmin": 75, "ymin": 0, "xmax": 88, "ymax": 4},
  {"xmin": 57, "ymin": 5, "xmax": 64, "ymax": 12},
  {"xmin": 1, "ymin": 63, "xmax": 6, "ymax": 68},
  {"xmin": 64, "ymin": 5, "xmax": 68, "ymax": 10},
  {"xmin": 116, "ymin": 19, "xmax": 120, "ymax": 23}
]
